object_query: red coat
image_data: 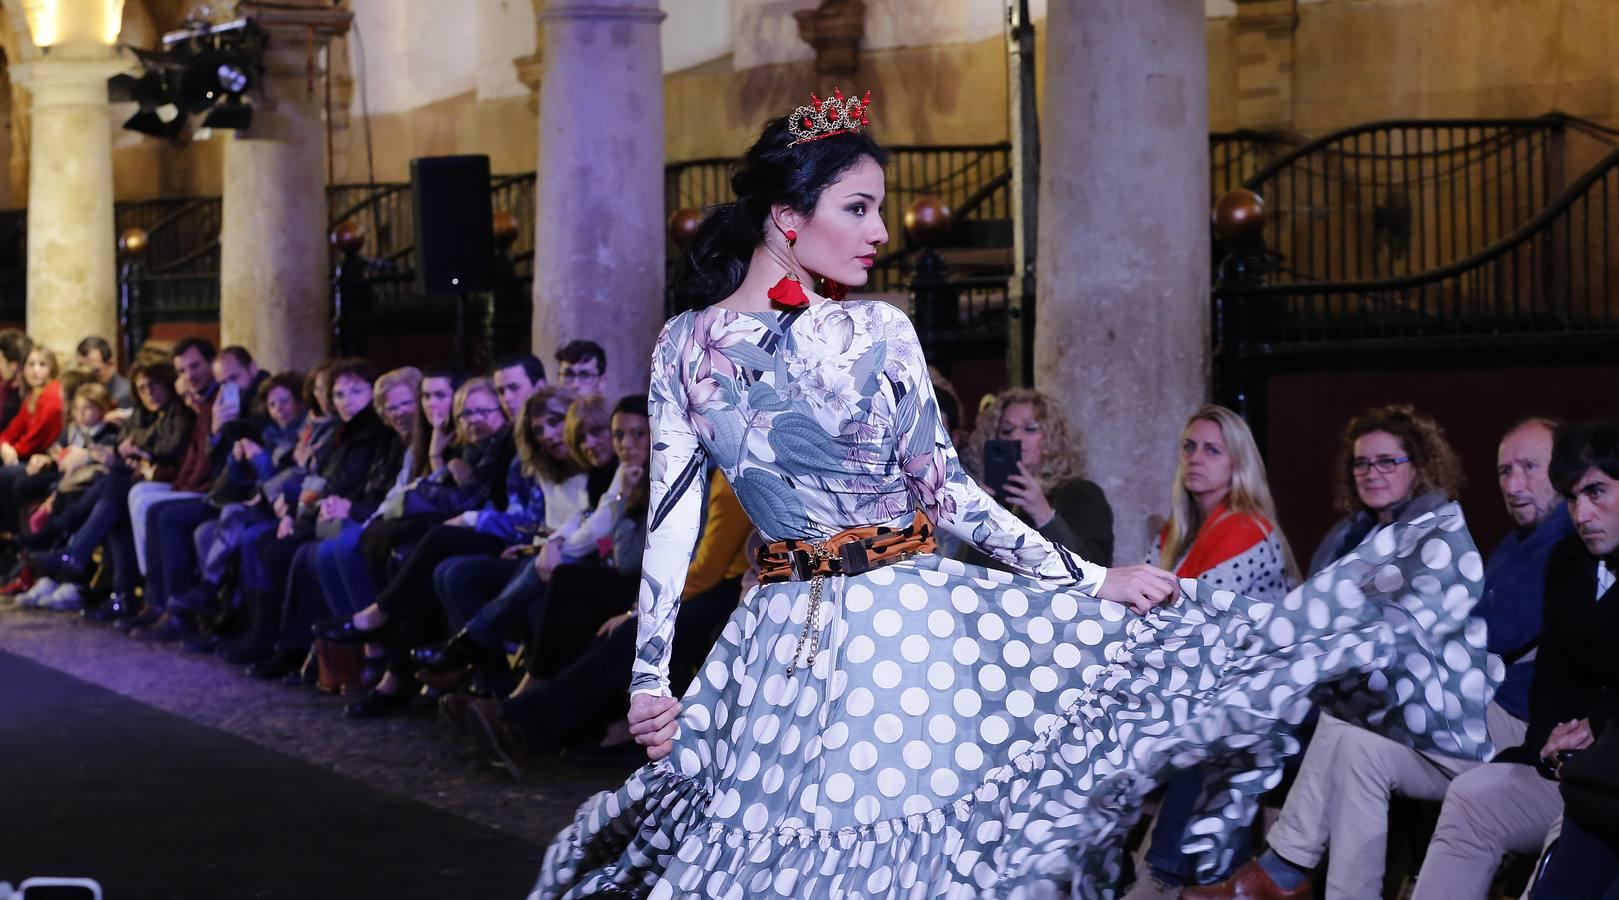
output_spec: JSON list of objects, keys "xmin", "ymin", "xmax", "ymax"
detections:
[{"xmin": 0, "ymin": 380, "xmax": 63, "ymax": 458}]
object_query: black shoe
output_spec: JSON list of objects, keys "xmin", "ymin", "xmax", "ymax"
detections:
[
  {"xmin": 246, "ymin": 647, "xmax": 306, "ymax": 681},
  {"xmin": 313, "ymin": 616, "xmax": 392, "ymax": 644},
  {"xmin": 343, "ymin": 685, "xmax": 415, "ymax": 719},
  {"xmin": 411, "ymin": 633, "xmax": 502, "ymax": 672},
  {"xmin": 114, "ymin": 606, "xmax": 162, "ymax": 634},
  {"xmin": 82, "ymin": 594, "xmax": 140, "ymax": 624},
  {"xmin": 30, "ymin": 552, "xmax": 89, "ymax": 585},
  {"xmin": 167, "ymin": 581, "xmax": 220, "ymax": 617},
  {"xmin": 131, "ymin": 612, "xmax": 197, "ymax": 643}
]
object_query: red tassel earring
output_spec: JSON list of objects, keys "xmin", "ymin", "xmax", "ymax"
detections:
[{"xmin": 769, "ymin": 229, "xmax": 810, "ymax": 308}]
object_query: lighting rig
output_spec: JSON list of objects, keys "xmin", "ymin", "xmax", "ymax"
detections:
[{"xmin": 108, "ymin": 16, "xmax": 267, "ymax": 143}]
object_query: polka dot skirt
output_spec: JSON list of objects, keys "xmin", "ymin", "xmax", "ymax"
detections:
[{"xmin": 531, "ymin": 502, "xmax": 1497, "ymax": 899}]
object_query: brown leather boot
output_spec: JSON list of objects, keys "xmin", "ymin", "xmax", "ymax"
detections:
[{"xmin": 1182, "ymin": 860, "xmax": 1313, "ymax": 900}]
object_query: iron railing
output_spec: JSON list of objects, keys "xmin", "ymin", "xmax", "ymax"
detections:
[
  {"xmin": 1238, "ymin": 115, "xmax": 1608, "ymax": 285},
  {"xmin": 1210, "ymin": 129, "xmax": 1296, "ymax": 200}
]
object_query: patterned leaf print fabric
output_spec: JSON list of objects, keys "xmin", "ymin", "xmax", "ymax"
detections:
[{"xmin": 531, "ymin": 300, "xmax": 1497, "ymax": 899}]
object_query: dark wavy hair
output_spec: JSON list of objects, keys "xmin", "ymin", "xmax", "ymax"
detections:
[
  {"xmin": 1550, "ymin": 419, "xmax": 1619, "ymax": 497},
  {"xmin": 671, "ymin": 116, "xmax": 887, "ymax": 309},
  {"xmin": 1332, "ymin": 404, "xmax": 1465, "ymax": 514}
]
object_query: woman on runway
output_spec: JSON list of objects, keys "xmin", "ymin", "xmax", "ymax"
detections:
[{"xmin": 531, "ymin": 93, "xmax": 1498, "ymax": 899}]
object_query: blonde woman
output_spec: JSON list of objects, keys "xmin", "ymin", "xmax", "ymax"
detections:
[
  {"xmin": 964, "ymin": 387, "xmax": 1114, "ymax": 565},
  {"xmin": 1129, "ymin": 404, "xmax": 1298, "ymax": 899}
]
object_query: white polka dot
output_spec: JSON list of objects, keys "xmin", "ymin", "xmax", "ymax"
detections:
[
  {"xmin": 1049, "ymin": 593, "xmax": 1078, "ymax": 621},
  {"xmin": 928, "ymin": 661, "xmax": 955, "ymax": 690},
  {"xmin": 855, "ymin": 795, "xmax": 882, "ymax": 824},
  {"xmin": 706, "ymin": 660, "xmax": 730, "ymax": 690},
  {"xmin": 956, "ymin": 743, "xmax": 984, "ymax": 770},
  {"xmin": 845, "ymin": 635, "xmax": 876, "ymax": 665},
  {"xmin": 874, "ymin": 609, "xmax": 903, "ymax": 637},
  {"xmin": 1001, "ymin": 589, "xmax": 1028, "ymax": 617},
  {"xmin": 744, "ymin": 802, "xmax": 769, "ymax": 831},
  {"xmin": 901, "ymin": 635, "xmax": 931, "ymax": 663},
  {"xmin": 928, "ymin": 609, "xmax": 956, "ymax": 638},
  {"xmin": 1027, "ymin": 617, "xmax": 1054, "ymax": 645},
  {"xmin": 762, "ymin": 674, "xmax": 787, "ymax": 707},
  {"xmin": 1052, "ymin": 643, "xmax": 1082, "ymax": 669},
  {"xmin": 951, "ymin": 585, "xmax": 979, "ymax": 613},
  {"xmin": 899, "ymin": 583, "xmax": 930, "ymax": 610},
  {"xmin": 929, "ymin": 714, "xmax": 957, "ymax": 743},
  {"xmin": 716, "ymin": 788, "xmax": 742, "ymax": 817},
  {"xmin": 873, "ymin": 660, "xmax": 903, "ymax": 689},
  {"xmin": 825, "ymin": 772, "xmax": 855, "ymax": 803},
  {"xmin": 953, "ymin": 637, "xmax": 980, "ymax": 665},
  {"xmin": 901, "ymin": 687, "xmax": 931, "ymax": 716},
  {"xmin": 903, "ymin": 740, "xmax": 933, "ymax": 769},
  {"xmin": 1373, "ymin": 565, "xmax": 1405, "ymax": 593},
  {"xmin": 1075, "ymin": 619, "xmax": 1104, "ymax": 646},
  {"xmin": 953, "ymin": 689, "xmax": 982, "ymax": 717},
  {"xmin": 866, "ymin": 566, "xmax": 896, "ymax": 586},
  {"xmin": 1030, "ymin": 666, "xmax": 1059, "ymax": 693},
  {"xmin": 1003, "ymin": 640, "xmax": 1030, "ymax": 668},
  {"xmin": 845, "ymin": 687, "xmax": 875, "ymax": 717},
  {"xmin": 844, "ymin": 584, "xmax": 874, "ymax": 612},
  {"xmin": 878, "ymin": 767, "xmax": 907, "ymax": 797},
  {"xmin": 1444, "ymin": 640, "xmax": 1471, "ymax": 672},
  {"xmin": 850, "ymin": 741, "xmax": 879, "ymax": 771},
  {"xmin": 931, "ymin": 768, "xmax": 960, "ymax": 797},
  {"xmin": 822, "ymin": 721, "xmax": 848, "ymax": 750},
  {"xmin": 981, "ymin": 715, "xmax": 1009, "ymax": 744},
  {"xmin": 875, "ymin": 713, "xmax": 905, "ymax": 743},
  {"xmin": 1458, "ymin": 551, "xmax": 1484, "ymax": 582},
  {"xmin": 977, "ymin": 613, "xmax": 1005, "ymax": 641},
  {"xmin": 736, "ymin": 752, "xmax": 761, "ymax": 782},
  {"xmin": 1005, "ymin": 689, "xmax": 1035, "ymax": 717},
  {"xmin": 978, "ymin": 664, "xmax": 1006, "ymax": 693},
  {"xmin": 903, "ymin": 795, "xmax": 933, "ymax": 816},
  {"xmin": 1421, "ymin": 538, "xmax": 1452, "ymax": 570},
  {"xmin": 1268, "ymin": 617, "xmax": 1295, "ymax": 645},
  {"xmin": 762, "ymin": 765, "xmax": 784, "ymax": 793},
  {"xmin": 752, "ymin": 714, "xmax": 780, "ymax": 743},
  {"xmin": 975, "ymin": 819, "xmax": 1002, "ymax": 842},
  {"xmin": 794, "ymin": 684, "xmax": 819, "ymax": 718}
]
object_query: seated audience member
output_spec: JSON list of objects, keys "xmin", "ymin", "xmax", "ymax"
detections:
[
  {"xmin": 76, "ymin": 336, "xmax": 133, "ymax": 409},
  {"xmin": 555, "ymin": 339, "xmax": 605, "ymax": 396},
  {"xmin": 1129, "ymin": 405, "xmax": 1299, "ymax": 898},
  {"xmin": 28, "ymin": 362, "xmax": 194, "ymax": 617},
  {"xmin": 0, "ymin": 329, "xmax": 33, "ymax": 433},
  {"xmin": 1404, "ymin": 420, "xmax": 1619, "ymax": 900},
  {"xmin": 491, "ymin": 353, "xmax": 547, "ymax": 423},
  {"xmin": 1534, "ymin": 727, "xmax": 1619, "ymax": 897},
  {"xmin": 0, "ymin": 382, "xmax": 118, "ymax": 557},
  {"xmin": 447, "ymin": 411, "xmax": 750, "ymax": 779},
  {"xmin": 962, "ymin": 387, "xmax": 1113, "ymax": 566},
  {"xmin": 1308, "ymin": 403, "xmax": 1463, "ymax": 574},
  {"xmin": 1186, "ymin": 416, "xmax": 1566, "ymax": 900},
  {"xmin": 0, "ymin": 344, "xmax": 64, "ymax": 467}
]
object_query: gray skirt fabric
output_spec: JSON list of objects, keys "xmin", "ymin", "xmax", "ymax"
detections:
[{"xmin": 532, "ymin": 502, "xmax": 1497, "ymax": 899}]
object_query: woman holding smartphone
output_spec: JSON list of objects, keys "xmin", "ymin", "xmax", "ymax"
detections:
[{"xmin": 962, "ymin": 387, "xmax": 1114, "ymax": 566}]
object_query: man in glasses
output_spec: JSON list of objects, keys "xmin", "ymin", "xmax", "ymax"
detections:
[
  {"xmin": 1189, "ymin": 417, "xmax": 1572, "ymax": 900},
  {"xmin": 555, "ymin": 339, "xmax": 606, "ymax": 397}
]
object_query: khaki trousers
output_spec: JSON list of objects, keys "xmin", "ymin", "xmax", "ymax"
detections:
[
  {"xmin": 1265, "ymin": 704, "xmax": 1527, "ymax": 900},
  {"xmin": 1408, "ymin": 761, "xmax": 1562, "ymax": 900}
]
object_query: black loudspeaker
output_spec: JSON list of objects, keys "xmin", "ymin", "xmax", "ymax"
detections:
[{"xmin": 410, "ymin": 154, "xmax": 494, "ymax": 293}]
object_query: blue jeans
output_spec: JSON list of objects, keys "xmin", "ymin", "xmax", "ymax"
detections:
[
  {"xmin": 459, "ymin": 557, "xmax": 545, "ymax": 650},
  {"xmin": 433, "ymin": 555, "xmax": 523, "ymax": 635},
  {"xmin": 313, "ymin": 522, "xmax": 375, "ymax": 618},
  {"xmin": 1144, "ymin": 768, "xmax": 1253, "ymax": 885},
  {"xmin": 144, "ymin": 497, "xmax": 218, "ymax": 610}
]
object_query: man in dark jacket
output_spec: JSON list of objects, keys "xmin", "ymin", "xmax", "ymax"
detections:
[{"xmin": 1408, "ymin": 419, "xmax": 1619, "ymax": 899}]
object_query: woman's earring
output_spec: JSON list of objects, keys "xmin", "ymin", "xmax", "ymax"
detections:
[{"xmin": 785, "ymin": 230, "xmax": 797, "ymax": 246}]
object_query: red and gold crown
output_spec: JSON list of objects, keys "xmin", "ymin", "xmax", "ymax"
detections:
[{"xmin": 788, "ymin": 87, "xmax": 873, "ymax": 147}]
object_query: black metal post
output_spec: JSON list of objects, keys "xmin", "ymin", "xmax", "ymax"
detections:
[
  {"xmin": 910, "ymin": 246, "xmax": 951, "ymax": 346},
  {"xmin": 331, "ymin": 248, "xmax": 373, "ymax": 358},
  {"xmin": 1005, "ymin": 0, "xmax": 1039, "ymax": 388},
  {"xmin": 117, "ymin": 256, "xmax": 145, "ymax": 365}
]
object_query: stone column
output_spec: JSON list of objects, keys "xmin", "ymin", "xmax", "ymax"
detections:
[
  {"xmin": 1034, "ymin": 0, "xmax": 1211, "ymax": 564},
  {"xmin": 13, "ymin": 55, "xmax": 127, "ymax": 356},
  {"xmin": 218, "ymin": 2, "xmax": 351, "ymax": 372},
  {"xmin": 1233, "ymin": 0, "xmax": 1298, "ymax": 130},
  {"xmin": 532, "ymin": 0, "xmax": 665, "ymax": 399}
]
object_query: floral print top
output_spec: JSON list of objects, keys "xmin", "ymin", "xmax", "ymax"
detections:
[{"xmin": 631, "ymin": 298, "xmax": 1107, "ymax": 697}]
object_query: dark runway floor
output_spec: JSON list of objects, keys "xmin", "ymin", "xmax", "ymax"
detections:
[{"xmin": 0, "ymin": 649, "xmax": 545, "ymax": 899}]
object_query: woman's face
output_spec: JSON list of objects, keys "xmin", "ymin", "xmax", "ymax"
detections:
[
  {"xmin": 790, "ymin": 155, "xmax": 890, "ymax": 290},
  {"xmin": 1353, "ymin": 430, "xmax": 1418, "ymax": 514},
  {"xmin": 330, "ymin": 374, "xmax": 373, "ymax": 422},
  {"xmin": 380, "ymin": 384, "xmax": 417, "ymax": 438},
  {"xmin": 313, "ymin": 372, "xmax": 334, "ymax": 417},
  {"xmin": 23, "ymin": 351, "xmax": 51, "ymax": 388},
  {"xmin": 456, "ymin": 389, "xmax": 506, "ymax": 443},
  {"xmin": 997, "ymin": 401, "xmax": 1044, "ymax": 471},
  {"xmin": 581, "ymin": 417, "xmax": 614, "ymax": 468},
  {"xmin": 73, "ymin": 398, "xmax": 105, "ymax": 429},
  {"xmin": 265, "ymin": 385, "xmax": 303, "ymax": 430},
  {"xmin": 135, "ymin": 375, "xmax": 169, "ymax": 412},
  {"xmin": 531, "ymin": 403, "xmax": 569, "ymax": 461},
  {"xmin": 420, "ymin": 377, "xmax": 455, "ymax": 429},
  {"xmin": 612, "ymin": 411, "xmax": 651, "ymax": 471},
  {"xmin": 1181, "ymin": 418, "xmax": 1234, "ymax": 499}
]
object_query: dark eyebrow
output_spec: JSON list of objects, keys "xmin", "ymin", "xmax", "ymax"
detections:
[{"xmin": 846, "ymin": 192, "xmax": 877, "ymax": 202}]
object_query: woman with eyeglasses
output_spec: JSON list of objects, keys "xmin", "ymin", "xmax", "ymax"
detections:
[{"xmin": 1308, "ymin": 403, "xmax": 1465, "ymax": 575}]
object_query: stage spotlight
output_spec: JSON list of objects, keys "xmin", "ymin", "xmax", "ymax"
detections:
[
  {"xmin": 110, "ymin": 18, "xmax": 264, "ymax": 144},
  {"xmin": 109, "ymin": 71, "xmax": 183, "ymax": 139}
]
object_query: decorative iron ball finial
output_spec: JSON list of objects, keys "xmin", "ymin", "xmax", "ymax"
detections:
[
  {"xmin": 330, "ymin": 220, "xmax": 366, "ymax": 255},
  {"xmin": 493, "ymin": 210, "xmax": 520, "ymax": 249},
  {"xmin": 904, "ymin": 196, "xmax": 953, "ymax": 245},
  {"xmin": 1213, "ymin": 189, "xmax": 1266, "ymax": 243},
  {"xmin": 667, "ymin": 208, "xmax": 703, "ymax": 248},
  {"xmin": 119, "ymin": 227, "xmax": 149, "ymax": 257}
]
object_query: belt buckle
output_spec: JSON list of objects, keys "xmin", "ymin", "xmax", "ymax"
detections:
[{"xmin": 839, "ymin": 541, "xmax": 871, "ymax": 576}]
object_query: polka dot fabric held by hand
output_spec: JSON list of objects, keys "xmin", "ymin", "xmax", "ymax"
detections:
[{"xmin": 532, "ymin": 501, "xmax": 1495, "ymax": 899}]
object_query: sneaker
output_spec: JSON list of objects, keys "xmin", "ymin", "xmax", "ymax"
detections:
[
  {"xmin": 16, "ymin": 577, "xmax": 59, "ymax": 608},
  {"xmin": 42, "ymin": 583, "xmax": 86, "ymax": 613}
]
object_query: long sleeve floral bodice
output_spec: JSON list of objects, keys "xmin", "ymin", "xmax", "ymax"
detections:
[{"xmin": 631, "ymin": 299, "xmax": 1106, "ymax": 697}]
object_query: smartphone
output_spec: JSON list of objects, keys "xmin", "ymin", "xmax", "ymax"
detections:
[
  {"xmin": 18, "ymin": 878, "xmax": 102, "ymax": 900},
  {"xmin": 982, "ymin": 439, "xmax": 1021, "ymax": 496},
  {"xmin": 221, "ymin": 381, "xmax": 241, "ymax": 411}
]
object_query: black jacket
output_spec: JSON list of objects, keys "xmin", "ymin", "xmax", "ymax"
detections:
[
  {"xmin": 318, "ymin": 405, "xmax": 391, "ymax": 503},
  {"xmin": 1496, "ymin": 534, "xmax": 1619, "ymax": 773}
]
